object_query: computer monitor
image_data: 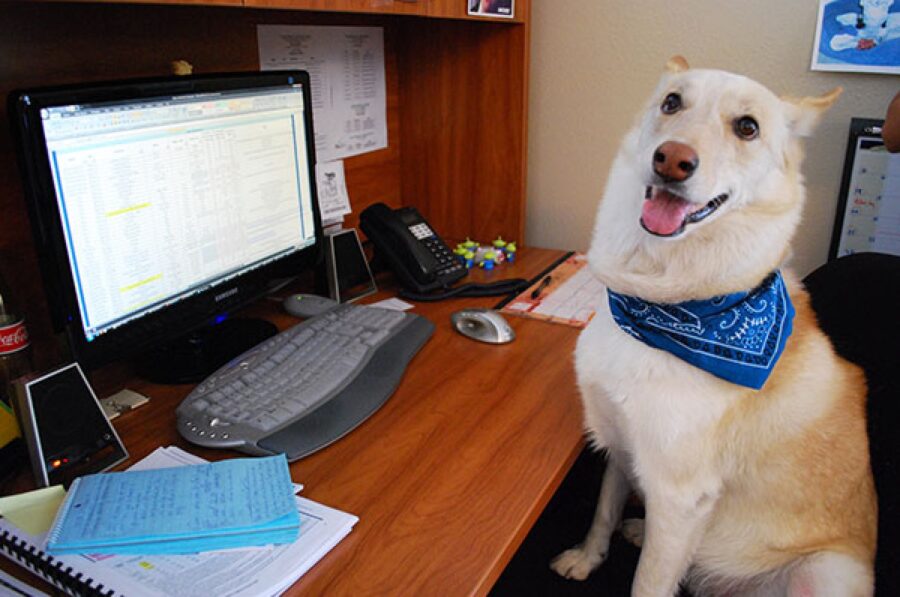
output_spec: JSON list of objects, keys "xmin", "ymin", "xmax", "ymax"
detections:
[{"xmin": 10, "ymin": 71, "xmax": 322, "ymax": 382}]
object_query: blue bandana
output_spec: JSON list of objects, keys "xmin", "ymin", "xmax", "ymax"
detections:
[{"xmin": 607, "ymin": 271, "xmax": 794, "ymax": 390}]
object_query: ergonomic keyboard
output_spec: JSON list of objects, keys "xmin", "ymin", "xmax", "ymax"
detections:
[{"xmin": 176, "ymin": 303, "xmax": 434, "ymax": 461}]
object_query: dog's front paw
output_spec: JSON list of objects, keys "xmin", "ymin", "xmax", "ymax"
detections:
[{"xmin": 550, "ymin": 546, "xmax": 606, "ymax": 581}]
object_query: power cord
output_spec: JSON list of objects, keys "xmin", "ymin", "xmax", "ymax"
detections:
[{"xmin": 398, "ymin": 278, "xmax": 530, "ymax": 302}]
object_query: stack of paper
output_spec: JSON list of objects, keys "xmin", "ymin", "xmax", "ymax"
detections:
[
  {"xmin": 46, "ymin": 455, "xmax": 299, "ymax": 555},
  {"xmin": 0, "ymin": 447, "xmax": 359, "ymax": 597}
]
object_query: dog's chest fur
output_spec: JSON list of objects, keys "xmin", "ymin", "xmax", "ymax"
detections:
[{"xmin": 575, "ymin": 298, "xmax": 741, "ymax": 483}]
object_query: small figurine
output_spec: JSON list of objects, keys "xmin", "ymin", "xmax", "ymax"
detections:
[
  {"xmin": 457, "ymin": 237, "xmax": 517, "ymax": 268},
  {"xmin": 491, "ymin": 237, "xmax": 508, "ymax": 263},
  {"xmin": 479, "ymin": 250, "xmax": 498, "ymax": 270},
  {"xmin": 504, "ymin": 241, "xmax": 517, "ymax": 263},
  {"xmin": 461, "ymin": 238, "xmax": 479, "ymax": 252}
]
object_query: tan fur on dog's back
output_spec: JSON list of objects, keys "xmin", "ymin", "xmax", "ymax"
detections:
[
  {"xmin": 552, "ymin": 57, "xmax": 876, "ymax": 596},
  {"xmin": 694, "ymin": 278, "xmax": 876, "ymax": 584}
]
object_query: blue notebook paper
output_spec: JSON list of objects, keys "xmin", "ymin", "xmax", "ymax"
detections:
[{"xmin": 46, "ymin": 455, "xmax": 300, "ymax": 555}]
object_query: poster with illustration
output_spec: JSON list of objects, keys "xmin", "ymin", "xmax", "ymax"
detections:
[
  {"xmin": 811, "ymin": 0, "xmax": 900, "ymax": 74},
  {"xmin": 467, "ymin": 0, "xmax": 514, "ymax": 19}
]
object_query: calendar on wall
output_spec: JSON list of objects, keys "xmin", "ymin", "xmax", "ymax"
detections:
[{"xmin": 830, "ymin": 118, "xmax": 900, "ymax": 260}]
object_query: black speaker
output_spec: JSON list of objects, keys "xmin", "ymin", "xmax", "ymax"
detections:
[
  {"xmin": 13, "ymin": 363, "xmax": 128, "ymax": 488},
  {"xmin": 325, "ymin": 228, "xmax": 377, "ymax": 303}
]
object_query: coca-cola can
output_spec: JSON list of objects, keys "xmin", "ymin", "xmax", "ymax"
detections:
[{"xmin": 0, "ymin": 320, "xmax": 30, "ymax": 354}]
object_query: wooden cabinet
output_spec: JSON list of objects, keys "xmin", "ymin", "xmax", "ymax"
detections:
[
  {"xmin": 0, "ymin": 0, "xmax": 530, "ymax": 369},
  {"xmin": 62, "ymin": 0, "xmax": 527, "ymax": 21},
  {"xmin": 243, "ymin": 0, "xmax": 447, "ymax": 18},
  {"xmin": 243, "ymin": 0, "xmax": 527, "ymax": 22},
  {"xmin": 53, "ymin": 0, "xmax": 246, "ymax": 6}
]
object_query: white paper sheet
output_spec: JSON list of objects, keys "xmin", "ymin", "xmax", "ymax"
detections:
[
  {"xmin": 258, "ymin": 25, "xmax": 388, "ymax": 162},
  {"xmin": 0, "ymin": 447, "xmax": 355, "ymax": 597},
  {"xmin": 315, "ymin": 160, "xmax": 352, "ymax": 220},
  {"xmin": 835, "ymin": 140, "xmax": 900, "ymax": 258},
  {"xmin": 369, "ymin": 298, "xmax": 415, "ymax": 311}
]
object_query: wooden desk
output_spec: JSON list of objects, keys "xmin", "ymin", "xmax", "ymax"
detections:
[
  {"xmin": 0, "ymin": 2, "xmax": 564, "ymax": 592},
  {"xmin": 2, "ymin": 246, "xmax": 585, "ymax": 596}
]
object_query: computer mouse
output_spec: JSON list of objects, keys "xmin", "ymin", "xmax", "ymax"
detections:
[
  {"xmin": 283, "ymin": 293, "xmax": 339, "ymax": 318},
  {"xmin": 450, "ymin": 308, "xmax": 515, "ymax": 344}
]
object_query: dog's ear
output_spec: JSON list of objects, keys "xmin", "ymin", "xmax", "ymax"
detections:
[
  {"xmin": 666, "ymin": 56, "xmax": 689, "ymax": 73},
  {"xmin": 782, "ymin": 87, "xmax": 843, "ymax": 137}
]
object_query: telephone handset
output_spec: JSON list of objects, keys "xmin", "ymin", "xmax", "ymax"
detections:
[{"xmin": 359, "ymin": 202, "xmax": 467, "ymax": 293}]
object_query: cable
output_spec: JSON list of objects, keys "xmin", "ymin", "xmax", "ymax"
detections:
[{"xmin": 398, "ymin": 278, "xmax": 530, "ymax": 302}]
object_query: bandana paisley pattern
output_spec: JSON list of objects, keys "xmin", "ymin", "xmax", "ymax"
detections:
[{"xmin": 607, "ymin": 272, "xmax": 794, "ymax": 390}]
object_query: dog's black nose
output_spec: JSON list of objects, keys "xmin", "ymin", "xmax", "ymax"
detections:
[{"xmin": 653, "ymin": 141, "xmax": 699, "ymax": 183}]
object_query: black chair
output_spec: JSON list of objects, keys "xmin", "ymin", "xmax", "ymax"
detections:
[
  {"xmin": 492, "ymin": 252, "xmax": 899, "ymax": 596},
  {"xmin": 803, "ymin": 252, "xmax": 899, "ymax": 596}
]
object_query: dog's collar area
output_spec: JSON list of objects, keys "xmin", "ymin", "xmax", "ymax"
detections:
[
  {"xmin": 640, "ymin": 186, "xmax": 729, "ymax": 237},
  {"xmin": 607, "ymin": 271, "xmax": 795, "ymax": 390}
]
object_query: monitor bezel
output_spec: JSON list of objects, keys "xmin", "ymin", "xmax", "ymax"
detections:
[{"xmin": 9, "ymin": 71, "xmax": 323, "ymax": 372}]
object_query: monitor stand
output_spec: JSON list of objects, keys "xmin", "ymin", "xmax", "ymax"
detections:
[{"xmin": 137, "ymin": 318, "xmax": 278, "ymax": 385}]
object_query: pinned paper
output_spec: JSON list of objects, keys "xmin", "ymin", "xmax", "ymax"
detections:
[
  {"xmin": 315, "ymin": 160, "xmax": 352, "ymax": 220},
  {"xmin": 258, "ymin": 25, "xmax": 388, "ymax": 162},
  {"xmin": 0, "ymin": 485, "xmax": 67, "ymax": 535}
]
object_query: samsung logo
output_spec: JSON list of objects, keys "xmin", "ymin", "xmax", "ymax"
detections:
[{"xmin": 215, "ymin": 287, "xmax": 239, "ymax": 302}]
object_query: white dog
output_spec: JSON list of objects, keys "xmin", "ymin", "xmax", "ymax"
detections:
[{"xmin": 551, "ymin": 57, "xmax": 877, "ymax": 596}]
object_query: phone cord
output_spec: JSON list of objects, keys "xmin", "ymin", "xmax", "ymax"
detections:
[{"xmin": 398, "ymin": 278, "xmax": 530, "ymax": 302}]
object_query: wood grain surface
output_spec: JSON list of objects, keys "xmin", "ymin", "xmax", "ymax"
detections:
[
  {"xmin": 0, "ymin": 246, "xmax": 585, "ymax": 596},
  {"xmin": 0, "ymin": 4, "xmax": 544, "ymax": 590}
]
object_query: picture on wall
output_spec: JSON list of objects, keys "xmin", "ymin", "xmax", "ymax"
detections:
[
  {"xmin": 467, "ymin": 0, "xmax": 514, "ymax": 19},
  {"xmin": 811, "ymin": 0, "xmax": 900, "ymax": 74}
]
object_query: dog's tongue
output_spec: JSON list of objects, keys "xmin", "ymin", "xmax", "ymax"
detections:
[{"xmin": 642, "ymin": 189, "xmax": 693, "ymax": 236}]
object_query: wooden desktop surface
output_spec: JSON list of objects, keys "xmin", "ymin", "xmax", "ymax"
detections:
[{"xmin": 3, "ymin": 246, "xmax": 586, "ymax": 596}]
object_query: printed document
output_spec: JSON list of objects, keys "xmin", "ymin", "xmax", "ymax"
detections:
[
  {"xmin": 258, "ymin": 25, "xmax": 388, "ymax": 163},
  {"xmin": 0, "ymin": 447, "xmax": 356, "ymax": 597}
]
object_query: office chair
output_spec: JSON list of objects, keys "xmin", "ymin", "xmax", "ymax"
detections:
[
  {"xmin": 492, "ymin": 252, "xmax": 899, "ymax": 596},
  {"xmin": 803, "ymin": 252, "xmax": 899, "ymax": 596}
]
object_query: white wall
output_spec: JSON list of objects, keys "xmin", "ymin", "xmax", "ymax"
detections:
[{"xmin": 525, "ymin": 0, "xmax": 898, "ymax": 277}]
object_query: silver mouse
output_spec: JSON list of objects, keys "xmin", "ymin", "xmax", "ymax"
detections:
[{"xmin": 451, "ymin": 308, "xmax": 515, "ymax": 344}]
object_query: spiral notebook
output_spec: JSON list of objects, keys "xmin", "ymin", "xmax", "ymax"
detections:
[{"xmin": 0, "ymin": 447, "xmax": 358, "ymax": 597}]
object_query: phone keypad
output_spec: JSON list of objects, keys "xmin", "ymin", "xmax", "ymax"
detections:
[
  {"xmin": 408, "ymin": 223, "xmax": 434, "ymax": 240},
  {"xmin": 423, "ymin": 236, "xmax": 464, "ymax": 277}
]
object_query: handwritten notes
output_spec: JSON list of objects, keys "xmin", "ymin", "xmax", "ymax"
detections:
[{"xmin": 46, "ymin": 455, "xmax": 299, "ymax": 555}]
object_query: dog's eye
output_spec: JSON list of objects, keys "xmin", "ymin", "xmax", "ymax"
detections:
[
  {"xmin": 734, "ymin": 116, "xmax": 760, "ymax": 140},
  {"xmin": 660, "ymin": 93, "xmax": 682, "ymax": 114}
]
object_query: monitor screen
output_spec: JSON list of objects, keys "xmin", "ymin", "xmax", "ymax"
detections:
[{"xmin": 11, "ymin": 72, "xmax": 322, "ymax": 374}]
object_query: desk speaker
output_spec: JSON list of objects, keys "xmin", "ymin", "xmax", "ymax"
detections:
[
  {"xmin": 13, "ymin": 363, "xmax": 128, "ymax": 488},
  {"xmin": 325, "ymin": 228, "xmax": 377, "ymax": 303}
]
